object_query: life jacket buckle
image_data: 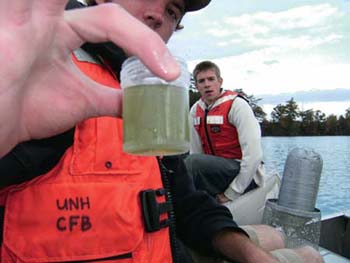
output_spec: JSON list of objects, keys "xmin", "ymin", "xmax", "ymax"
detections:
[{"xmin": 140, "ymin": 189, "xmax": 173, "ymax": 233}]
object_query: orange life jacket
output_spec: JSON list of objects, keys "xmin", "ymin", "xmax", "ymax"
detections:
[
  {"xmin": 0, "ymin": 50, "xmax": 172, "ymax": 263},
  {"xmin": 193, "ymin": 90, "xmax": 242, "ymax": 159}
]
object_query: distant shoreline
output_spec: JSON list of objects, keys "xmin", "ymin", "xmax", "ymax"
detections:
[{"xmin": 262, "ymin": 101, "xmax": 350, "ymax": 119}]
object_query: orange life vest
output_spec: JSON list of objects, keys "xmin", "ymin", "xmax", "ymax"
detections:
[
  {"xmin": 0, "ymin": 50, "xmax": 172, "ymax": 263},
  {"xmin": 193, "ymin": 90, "xmax": 242, "ymax": 159}
]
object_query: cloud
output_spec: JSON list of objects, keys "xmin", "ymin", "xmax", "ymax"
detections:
[
  {"xmin": 206, "ymin": 4, "xmax": 344, "ymax": 52},
  {"xmin": 172, "ymin": 1, "xmax": 349, "ymax": 100},
  {"xmin": 188, "ymin": 52, "xmax": 350, "ymax": 96},
  {"xmin": 263, "ymin": 60, "xmax": 279, "ymax": 65}
]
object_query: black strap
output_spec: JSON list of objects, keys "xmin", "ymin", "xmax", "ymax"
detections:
[{"xmin": 140, "ymin": 189, "xmax": 173, "ymax": 233}]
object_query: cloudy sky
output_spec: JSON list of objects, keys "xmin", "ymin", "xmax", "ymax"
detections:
[{"xmin": 168, "ymin": 0, "xmax": 350, "ymax": 116}]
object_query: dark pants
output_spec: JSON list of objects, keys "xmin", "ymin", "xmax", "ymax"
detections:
[{"xmin": 184, "ymin": 154, "xmax": 257, "ymax": 197}]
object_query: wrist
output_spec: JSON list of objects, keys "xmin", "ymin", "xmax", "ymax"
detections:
[
  {"xmin": 212, "ymin": 229, "xmax": 279, "ymax": 263},
  {"xmin": 212, "ymin": 229, "xmax": 251, "ymax": 261},
  {"xmin": 224, "ymin": 187, "xmax": 241, "ymax": 200}
]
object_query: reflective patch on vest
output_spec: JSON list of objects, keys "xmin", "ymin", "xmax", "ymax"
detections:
[
  {"xmin": 193, "ymin": 117, "xmax": 201, "ymax": 125},
  {"xmin": 73, "ymin": 48, "xmax": 102, "ymax": 65},
  {"xmin": 210, "ymin": 125, "xmax": 221, "ymax": 133},
  {"xmin": 207, "ymin": 115, "xmax": 224, "ymax": 124}
]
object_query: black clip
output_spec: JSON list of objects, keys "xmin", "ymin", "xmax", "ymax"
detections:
[{"xmin": 140, "ymin": 189, "xmax": 173, "ymax": 232}]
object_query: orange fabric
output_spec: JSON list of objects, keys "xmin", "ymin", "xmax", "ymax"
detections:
[
  {"xmin": 0, "ymin": 54, "xmax": 172, "ymax": 262},
  {"xmin": 194, "ymin": 90, "xmax": 242, "ymax": 159}
]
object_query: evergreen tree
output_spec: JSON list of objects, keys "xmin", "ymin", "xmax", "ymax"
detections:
[
  {"xmin": 314, "ymin": 110, "xmax": 326, "ymax": 135},
  {"xmin": 270, "ymin": 98, "xmax": 299, "ymax": 135},
  {"xmin": 325, "ymin": 114, "xmax": 338, "ymax": 135},
  {"xmin": 299, "ymin": 109, "xmax": 316, "ymax": 135},
  {"xmin": 234, "ymin": 89, "xmax": 266, "ymax": 122}
]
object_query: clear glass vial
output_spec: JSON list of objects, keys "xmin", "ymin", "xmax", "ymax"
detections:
[{"xmin": 120, "ymin": 56, "xmax": 191, "ymax": 156}]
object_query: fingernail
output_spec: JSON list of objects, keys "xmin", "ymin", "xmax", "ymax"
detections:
[{"xmin": 154, "ymin": 50, "xmax": 181, "ymax": 81}]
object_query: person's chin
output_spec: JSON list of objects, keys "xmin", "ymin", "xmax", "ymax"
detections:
[
  {"xmin": 207, "ymin": 94, "xmax": 215, "ymax": 100},
  {"xmin": 205, "ymin": 91, "xmax": 213, "ymax": 97}
]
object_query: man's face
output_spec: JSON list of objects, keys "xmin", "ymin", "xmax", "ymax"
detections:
[
  {"xmin": 195, "ymin": 69, "xmax": 223, "ymax": 105},
  {"xmin": 102, "ymin": 0, "xmax": 185, "ymax": 42}
]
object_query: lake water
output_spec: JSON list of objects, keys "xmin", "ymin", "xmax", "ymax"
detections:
[{"xmin": 262, "ymin": 136, "xmax": 350, "ymax": 216}]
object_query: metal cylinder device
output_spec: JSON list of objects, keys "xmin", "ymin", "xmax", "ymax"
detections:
[
  {"xmin": 278, "ymin": 147, "xmax": 323, "ymax": 211},
  {"xmin": 263, "ymin": 147, "xmax": 323, "ymax": 248}
]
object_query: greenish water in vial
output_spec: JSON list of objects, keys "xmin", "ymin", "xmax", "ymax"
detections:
[{"xmin": 123, "ymin": 84, "xmax": 189, "ymax": 155}]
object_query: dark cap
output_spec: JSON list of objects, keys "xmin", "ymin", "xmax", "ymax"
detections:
[{"xmin": 185, "ymin": 0, "xmax": 211, "ymax": 12}]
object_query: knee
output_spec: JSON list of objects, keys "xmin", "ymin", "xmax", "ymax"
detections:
[
  {"xmin": 243, "ymin": 225, "xmax": 285, "ymax": 251},
  {"xmin": 260, "ymin": 225, "xmax": 286, "ymax": 249},
  {"xmin": 184, "ymin": 154, "xmax": 200, "ymax": 163},
  {"xmin": 184, "ymin": 154, "xmax": 203, "ymax": 172},
  {"xmin": 293, "ymin": 246, "xmax": 324, "ymax": 263},
  {"xmin": 184, "ymin": 154, "xmax": 196, "ymax": 166},
  {"xmin": 271, "ymin": 225, "xmax": 285, "ymax": 245}
]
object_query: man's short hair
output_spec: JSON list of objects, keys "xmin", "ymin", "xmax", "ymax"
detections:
[
  {"xmin": 85, "ymin": 0, "xmax": 95, "ymax": 5},
  {"xmin": 84, "ymin": 0, "xmax": 186, "ymax": 30},
  {"xmin": 85, "ymin": 0, "xmax": 211, "ymax": 12},
  {"xmin": 193, "ymin": 61, "xmax": 221, "ymax": 81}
]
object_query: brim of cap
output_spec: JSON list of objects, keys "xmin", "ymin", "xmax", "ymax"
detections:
[{"xmin": 185, "ymin": 0, "xmax": 211, "ymax": 12}]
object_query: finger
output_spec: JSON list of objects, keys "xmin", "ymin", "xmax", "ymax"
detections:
[
  {"xmin": 0, "ymin": 0, "xmax": 34, "ymax": 21},
  {"xmin": 34, "ymin": 0, "xmax": 68, "ymax": 15},
  {"xmin": 64, "ymin": 3, "xmax": 180, "ymax": 81}
]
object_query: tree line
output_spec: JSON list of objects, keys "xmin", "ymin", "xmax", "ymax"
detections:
[{"xmin": 189, "ymin": 88, "xmax": 350, "ymax": 136}]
